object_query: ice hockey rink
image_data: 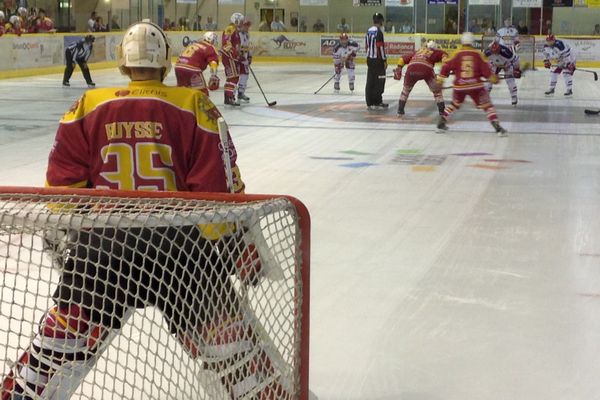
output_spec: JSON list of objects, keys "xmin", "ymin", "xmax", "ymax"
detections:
[{"xmin": 1, "ymin": 61, "xmax": 600, "ymax": 400}]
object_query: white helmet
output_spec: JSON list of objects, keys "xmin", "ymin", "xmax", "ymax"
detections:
[
  {"xmin": 230, "ymin": 12, "xmax": 244, "ymax": 26},
  {"xmin": 0, "ymin": 11, "xmax": 5, "ymax": 20},
  {"xmin": 203, "ymin": 31, "xmax": 217, "ymax": 45},
  {"xmin": 17, "ymin": 7, "xmax": 27, "ymax": 15},
  {"xmin": 426, "ymin": 40, "xmax": 437, "ymax": 49},
  {"xmin": 117, "ymin": 20, "xmax": 172, "ymax": 81},
  {"xmin": 9, "ymin": 15, "xmax": 20, "ymax": 25},
  {"xmin": 461, "ymin": 32, "xmax": 474, "ymax": 46}
]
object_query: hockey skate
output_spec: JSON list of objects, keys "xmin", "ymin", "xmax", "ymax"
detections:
[
  {"xmin": 334, "ymin": 82, "xmax": 340, "ymax": 92},
  {"xmin": 238, "ymin": 93, "xmax": 250, "ymax": 102},
  {"xmin": 544, "ymin": 88, "xmax": 555, "ymax": 96},
  {"xmin": 397, "ymin": 100, "xmax": 405, "ymax": 116},
  {"xmin": 87, "ymin": 82, "xmax": 96, "ymax": 88},
  {"xmin": 492, "ymin": 121, "xmax": 507, "ymax": 137},
  {"xmin": 349, "ymin": 82, "xmax": 354, "ymax": 92},
  {"xmin": 62, "ymin": 82, "xmax": 70, "ymax": 87},
  {"xmin": 511, "ymin": 96, "xmax": 518, "ymax": 106},
  {"xmin": 564, "ymin": 89, "xmax": 573, "ymax": 97},
  {"xmin": 436, "ymin": 117, "xmax": 448, "ymax": 133},
  {"xmin": 224, "ymin": 95, "xmax": 240, "ymax": 106}
]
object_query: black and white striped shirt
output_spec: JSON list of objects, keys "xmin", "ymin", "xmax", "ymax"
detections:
[
  {"xmin": 66, "ymin": 39, "xmax": 93, "ymax": 62},
  {"xmin": 365, "ymin": 25, "xmax": 386, "ymax": 60}
]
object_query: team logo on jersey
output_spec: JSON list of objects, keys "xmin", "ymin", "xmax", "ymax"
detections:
[{"xmin": 115, "ymin": 90, "xmax": 131, "ymax": 97}]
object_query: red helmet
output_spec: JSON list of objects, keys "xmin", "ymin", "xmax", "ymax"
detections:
[
  {"xmin": 546, "ymin": 34, "xmax": 556, "ymax": 43},
  {"xmin": 339, "ymin": 33, "xmax": 349, "ymax": 45},
  {"xmin": 490, "ymin": 41, "xmax": 501, "ymax": 54}
]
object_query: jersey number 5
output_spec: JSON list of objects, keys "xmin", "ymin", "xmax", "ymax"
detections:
[{"xmin": 99, "ymin": 142, "xmax": 177, "ymax": 191}]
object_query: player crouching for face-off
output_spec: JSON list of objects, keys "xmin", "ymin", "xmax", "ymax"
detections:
[
  {"xmin": 332, "ymin": 33, "xmax": 360, "ymax": 92},
  {"xmin": 393, "ymin": 40, "xmax": 447, "ymax": 117},
  {"xmin": 484, "ymin": 41, "xmax": 523, "ymax": 106},
  {"xmin": 1, "ymin": 20, "xmax": 292, "ymax": 400},
  {"xmin": 175, "ymin": 31, "xmax": 220, "ymax": 96},
  {"xmin": 436, "ymin": 32, "xmax": 507, "ymax": 137},
  {"xmin": 542, "ymin": 34, "xmax": 576, "ymax": 97}
]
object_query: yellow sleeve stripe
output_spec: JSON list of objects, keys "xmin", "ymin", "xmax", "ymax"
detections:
[{"xmin": 45, "ymin": 179, "xmax": 89, "ymax": 188}]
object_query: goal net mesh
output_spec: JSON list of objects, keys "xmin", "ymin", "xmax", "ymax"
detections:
[{"xmin": 0, "ymin": 189, "xmax": 309, "ymax": 400}]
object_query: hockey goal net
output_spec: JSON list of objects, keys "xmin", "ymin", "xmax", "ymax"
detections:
[
  {"xmin": 0, "ymin": 187, "xmax": 310, "ymax": 400},
  {"xmin": 481, "ymin": 34, "xmax": 536, "ymax": 70}
]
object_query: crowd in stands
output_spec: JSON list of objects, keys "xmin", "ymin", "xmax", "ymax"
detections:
[{"xmin": 0, "ymin": 6, "xmax": 56, "ymax": 36}]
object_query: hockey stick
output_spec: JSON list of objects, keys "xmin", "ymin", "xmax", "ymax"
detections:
[
  {"xmin": 577, "ymin": 68, "xmax": 598, "ymax": 81},
  {"xmin": 584, "ymin": 109, "xmax": 600, "ymax": 115},
  {"xmin": 314, "ymin": 73, "xmax": 336, "ymax": 94},
  {"xmin": 249, "ymin": 66, "xmax": 277, "ymax": 107}
]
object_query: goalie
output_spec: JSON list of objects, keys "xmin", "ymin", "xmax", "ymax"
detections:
[
  {"xmin": 1, "ymin": 20, "xmax": 291, "ymax": 400},
  {"xmin": 175, "ymin": 31, "xmax": 220, "ymax": 96}
]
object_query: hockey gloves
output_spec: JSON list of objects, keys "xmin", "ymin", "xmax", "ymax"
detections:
[
  {"xmin": 208, "ymin": 75, "xmax": 220, "ymax": 91},
  {"xmin": 544, "ymin": 59, "xmax": 552, "ymax": 69},
  {"xmin": 513, "ymin": 69, "xmax": 522, "ymax": 79},
  {"xmin": 334, "ymin": 63, "xmax": 343, "ymax": 75},
  {"xmin": 567, "ymin": 63, "xmax": 576, "ymax": 73},
  {"xmin": 393, "ymin": 67, "xmax": 402, "ymax": 80}
]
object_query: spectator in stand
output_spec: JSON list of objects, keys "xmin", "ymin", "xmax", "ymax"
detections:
[
  {"xmin": 402, "ymin": 20, "xmax": 412, "ymax": 33},
  {"xmin": 33, "ymin": 9, "xmax": 56, "ymax": 33},
  {"xmin": 258, "ymin": 19, "xmax": 271, "ymax": 31},
  {"xmin": 94, "ymin": 16, "xmax": 108, "ymax": 32},
  {"xmin": 313, "ymin": 18, "xmax": 325, "ymax": 32},
  {"xmin": 337, "ymin": 17, "xmax": 350, "ymax": 33},
  {"xmin": 192, "ymin": 15, "xmax": 202, "ymax": 31},
  {"xmin": 517, "ymin": 20, "xmax": 529, "ymax": 34},
  {"xmin": 299, "ymin": 19, "xmax": 307, "ymax": 32},
  {"xmin": 270, "ymin": 15, "xmax": 286, "ymax": 32},
  {"xmin": 110, "ymin": 15, "xmax": 120, "ymax": 30},
  {"xmin": 88, "ymin": 11, "xmax": 97, "ymax": 31},
  {"xmin": 205, "ymin": 16, "xmax": 217, "ymax": 30},
  {"xmin": 592, "ymin": 23, "xmax": 600, "ymax": 35},
  {"xmin": 469, "ymin": 18, "xmax": 481, "ymax": 33},
  {"xmin": 163, "ymin": 18, "xmax": 172, "ymax": 31}
]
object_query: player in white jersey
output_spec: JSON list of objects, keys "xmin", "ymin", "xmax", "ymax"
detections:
[
  {"xmin": 483, "ymin": 41, "xmax": 522, "ymax": 106},
  {"xmin": 542, "ymin": 34, "xmax": 576, "ymax": 96},
  {"xmin": 332, "ymin": 33, "xmax": 360, "ymax": 92},
  {"xmin": 495, "ymin": 18, "xmax": 520, "ymax": 50},
  {"xmin": 237, "ymin": 16, "xmax": 252, "ymax": 102}
]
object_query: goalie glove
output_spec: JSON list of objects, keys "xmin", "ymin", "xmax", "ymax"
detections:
[
  {"xmin": 544, "ymin": 59, "xmax": 552, "ymax": 69},
  {"xmin": 393, "ymin": 67, "xmax": 402, "ymax": 80},
  {"xmin": 208, "ymin": 74, "xmax": 220, "ymax": 91}
]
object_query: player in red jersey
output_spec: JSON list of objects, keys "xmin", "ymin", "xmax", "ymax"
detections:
[
  {"xmin": 436, "ymin": 32, "xmax": 507, "ymax": 137},
  {"xmin": 31, "ymin": 8, "xmax": 56, "ymax": 33},
  {"xmin": 6, "ymin": 15, "xmax": 24, "ymax": 36},
  {"xmin": 175, "ymin": 31, "xmax": 220, "ymax": 96},
  {"xmin": 393, "ymin": 40, "xmax": 447, "ymax": 117},
  {"xmin": 2, "ymin": 20, "xmax": 292, "ymax": 400},
  {"xmin": 0, "ymin": 11, "xmax": 5, "ymax": 36},
  {"xmin": 220, "ymin": 12, "xmax": 244, "ymax": 106}
]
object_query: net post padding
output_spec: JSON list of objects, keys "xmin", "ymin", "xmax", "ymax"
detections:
[{"xmin": 0, "ymin": 186, "xmax": 310, "ymax": 400}]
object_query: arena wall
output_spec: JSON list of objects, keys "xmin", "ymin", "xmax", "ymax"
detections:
[{"xmin": 1, "ymin": 31, "xmax": 599, "ymax": 79}]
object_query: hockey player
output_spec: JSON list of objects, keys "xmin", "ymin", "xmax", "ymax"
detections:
[
  {"xmin": 175, "ymin": 31, "xmax": 220, "ymax": 96},
  {"xmin": 31, "ymin": 8, "xmax": 56, "ymax": 33},
  {"xmin": 542, "ymin": 34, "xmax": 576, "ymax": 97},
  {"xmin": 220, "ymin": 12, "xmax": 244, "ymax": 106},
  {"xmin": 495, "ymin": 17, "xmax": 520, "ymax": 50},
  {"xmin": 0, "ymin": 11, "xmax": 5, "ymax": 36},
  {"xmin": 62, "ymin": 35, "xmax": 96, "ymax": 88},
  {"xmin": 436, "ymin": 32, "xmax": 507, "ymax": 137},
  {"xmin": 393, "ymin": 40, "xmax": 447, "ymax": 116},
  {"xmin": 484, "ymin": 41, "xmax": 522, "ymax": 106},
  {"xmin": 5, "ymin": 15, "xmax": 23, "ymax": 35},
  {"xmin": 237, "ymin": 16, "xmax": 252, "ymax": 102},
  {"xmin": 1, "ymin": 20, "xmax": 291, "ymax": 400},
  {"xmin": 332, "ymin": 33, "xmax": 360, "ymax": 92}
]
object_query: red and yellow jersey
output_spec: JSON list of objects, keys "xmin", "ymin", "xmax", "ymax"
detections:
[
  {"xmin": 176, "ymin": 41, "xmax": 219, "ymax": 72},
  {"xmin": 399, "ymin": 48, "xmax": 447, "ymax": 70},
  {"xmin": 220, "ymin": 23, "xmax": 241, "ymax": 60},
  {"xmin": 440, "ymin": 46, "xmax": 492, "ymax": 89},
  {"xmin": 34, "ymin": 17, "xmax": 54, "ymax": 32},
  {"xmin": 46, "ymin": 80, "xmax": 244, "ymax": 194}
]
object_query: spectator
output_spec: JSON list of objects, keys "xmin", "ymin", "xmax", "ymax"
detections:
[
  {"xmin": 258, "ymin": 19, "xmax": 271, "ymax": 31},
  {"xmin": 163, "ymin": 18, "xmax": 171, "ymax": 31},
  {"xmin": 445, "ymin": 17, "xmax": 458, "ymax": 34},
  {"xmin": 313, "ymin": 18, "xmax": 325, "ymax": 32},
  {"xmin": 299, "ymin": 19, "xmax": 307, "ymax": 32},
  {"xmin": 270, "ymin": 15, "xmax": 286, "ymax": 32},
  {"xmin": 402, "ymin": 20, "xmax": 412, "ymax": 33},
  {"xmin": 94, "ymin": 16, "xmax": 107, "ymax": 32},
  {"xmin": 469, "ymin": 18, "xmax": 481, "ymax": 33},
  {"xmin": 88, "ymin": 11, "xmax": 97, "ymax": 32},
  {"xmin": 178, "ymin": 17, "xmax": 189, "ymax": 30},
  {"xmin": 205, "ymin": 16, "xmax": 217, "ymax": 30},
  {"xmin": 192, "ymin": 15, "xmax": 202, "ymax": 31},
  {"xmin": 517, "ymin": 20, "xmax": 528, "ymax": 34},
  {"xmin": 111, "ymin": 15, "xmax": 120, "ymax": 30},
  {"xmin": 291, "ymin": 16, "xmax": 298, "ymax": 29},
  {"xmin": 592, "ymin": 23, "xmax": 600, "ymax": 35},
  {"xmin": 337, "ymin": 17, "xmax": 350, "ymax": 33}
]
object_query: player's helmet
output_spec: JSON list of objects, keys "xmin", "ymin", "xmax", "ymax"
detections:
[
  {"xmin": 426, "ymin": 40, "xmax": 437, "ymax": 49},
  {"xmin": 17, "ymin": 7, "xmax": 27, "ymax": 15},
  {"xmin": 339, "ymin": 33, "xmax": 349, "ymax": 46},
  {"xmin": 203, "ymin": 31, "xmax": 217, "ymax": 45},
  {"xmin": 490, "ymin": 41, "xmax": 501, "ymax": 54},
  {"xmin": 230, "ymin": 12, "xmax": 244, "ymax": 26},
  {"xmin": 9, "ymin": 15, "xmax": 20, "ymax": 26},
  {"xmin": 373, "ymin": 13, "xmax": 384, "ymax": 23},
  {"xmin": 545, "ymin": 34, "xmax": 556, "ymax": 44},
  {"xmin": 0, "ymin": 11, "xmax": 5, "ymax": 20},
  {"xmin": 460, "ymin": 32, "xmax": 475, "ymax": 46},
  {"xmin": 117, "ymin": 19, "xmax": 172, "ymax": 82}
]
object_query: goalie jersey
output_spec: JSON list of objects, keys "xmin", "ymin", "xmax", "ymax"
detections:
[{"xmin": 46, "ymin": 81, "xmax": 244, "ymax": 194}]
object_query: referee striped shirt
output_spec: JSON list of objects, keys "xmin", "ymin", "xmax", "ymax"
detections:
[
  {"xmin": 365, "ymin": 25, "xmax": 386, "ymax": 60},
  {"xmin": 66, "ymin": 39, "xmax": 93, "ymax": 63}
]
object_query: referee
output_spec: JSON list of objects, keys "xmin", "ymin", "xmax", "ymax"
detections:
[{"xmin": 365, "ymin": 12, "xmax": 388, "ymax": 110}]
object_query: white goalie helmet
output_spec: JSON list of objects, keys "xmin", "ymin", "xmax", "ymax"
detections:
[
  {"xmin": 426, "ymin": 40, "xmax": 437, "ymax": 49},
  {"xmin": 203, "ymin": 31, "xmax": 217, "ymax": 45},
  {"xmin": 117, "ymin": 19, "xmax": 172, "ymax": 81},
  {"xmin": 230, "ymin": 12, "xmax": 244, "ymax": 26},
  {"xmin": 461, "ymin": 32, "xmax": 475, "ymax": 46}
]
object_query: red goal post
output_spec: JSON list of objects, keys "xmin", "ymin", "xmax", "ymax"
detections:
[
  {"xmin": 480, "ymin": 34, "xmax": 537, "ymax": 70},
  {"xmin": 0, "ymin": 187, "xmax": 310, "ymax": 400}
]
